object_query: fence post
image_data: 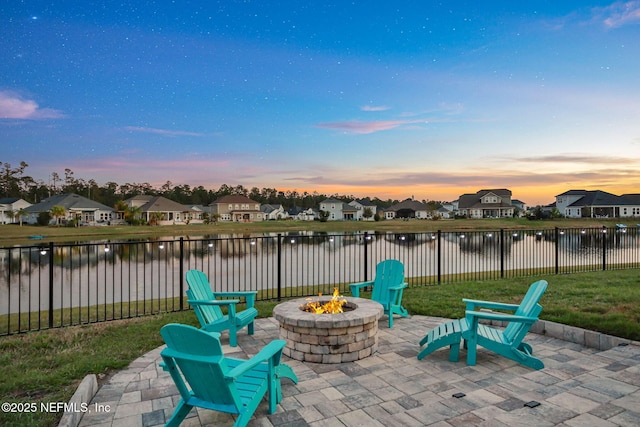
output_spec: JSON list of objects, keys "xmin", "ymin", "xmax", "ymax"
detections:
[
  {"xmin": 555, "ymin": 227, "xmax": 559, "ymax": 274},
  {"xmin": 437, "ymin": 230, "xmax": 441, "ymax": 284},
  {"xmin": 277, "ymin": 233, "xmax": 282, "ymax": 301},
  {"xmin": 179, "ymin": 237, "xmax": 184, "ymax": 311},
  {"xmin": 602, "ymin": 226, "xmax": 607, "ymax": 270},
  {"xmin": 48, "ymin": 241, "xmax": 54, "ymax": 329},
  {"xmin": 500, "ymin": 229, "xmax": 505, "ymax": 278},
  {"xmin": 363, "ymin": 231, "xmax": 369, "ymax": 282}
]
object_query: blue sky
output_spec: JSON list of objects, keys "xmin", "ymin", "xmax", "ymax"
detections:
[{"xmin": 1, "ymin": 1, "xmax": 640, "ymax": 205}]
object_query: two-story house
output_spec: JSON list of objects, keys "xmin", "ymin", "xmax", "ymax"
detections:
[
  {"xmin": 210, "ymin": 195, "xmax": 263, "ymax": 222},
  {"xmin": 555, "ymin": 190, "xmax": 640, "ymax": 218},
  {"xmin": 348, "ymin": 198, "xmax": 377, "ymax": 221},
  {"xmin": 457, "ymin": 189, "xmax": 515, "ymax": 218}
]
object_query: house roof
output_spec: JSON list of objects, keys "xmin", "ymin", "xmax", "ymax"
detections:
[
  {"xmin": 565, "ymin": 190, "xmax": 622, "ymax": 208},
  {"xmin": 354, "ymin": 198, "xmax": 376, "ymax": 207},
  {"xmin": 457, "ymin": 189, "xmax": 514, "ymax": 209},
  {"xmin": 388, "ymin": 198, "xmax": 428, "ymax": 212},
  {"xmin": 261, "ymin": 204, "xmax": 283, "ymax": 213},
  {"xmin": 621, "ymin": 194, "xmax": 640, "ymax": 205},
  {"xmin": 477, "ymin": 189, "xmax": 512, "ymax": 197},
  {"xmin": 320, "ymin": 197, "xmax": 344, "ymax": 204},
  {"xmin": 211, "ymin": 195, "xmax": 259, "ymax": 205},
  {"xmin": 131, "ymin": 196, "xmax": 194, "ymax": 212},
  {"xmin": 556, "ymin": 189, "xmax": 588, "ymax": 197},
  {"xmin": 25, "ymin": 193, "xmax": 114, "ymax": 212},
  {"xmin": 0, "ymin": 197, "xmax": 21, "ymax": 204}
]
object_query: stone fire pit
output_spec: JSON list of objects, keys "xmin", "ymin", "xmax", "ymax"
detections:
[{"xmin": 273, "ymin": 297, "xmax": 384, "ymax": 363}]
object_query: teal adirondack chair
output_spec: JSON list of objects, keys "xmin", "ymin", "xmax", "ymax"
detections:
[
  {"xmin": 186, "ymin": 269, "xmax": 258, "ymax": 347},
  {"xmin": 350, "ymin": 259, "xmax": 409, "ymax": 328},
  {"xmin": 160, "ymin": 323, "xmax": 298, "ymax": 427},
  {"xmin": 418, "ymin": 279, "xmax": 548, "ymax": 370}
]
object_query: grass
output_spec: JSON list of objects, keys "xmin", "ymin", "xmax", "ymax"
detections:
[{"xmin": 1, "ymin": 269, "xmax": 639, "ymax": 426}]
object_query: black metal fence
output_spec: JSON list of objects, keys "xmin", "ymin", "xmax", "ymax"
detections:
[{"xmin": 2, "ymin": 226, "xmax": 639, "ymax": 335}]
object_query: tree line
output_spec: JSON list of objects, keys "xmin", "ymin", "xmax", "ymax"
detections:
[{"xmin": 1, "ymin": 161, "xmax": 444, "ymax": 211}]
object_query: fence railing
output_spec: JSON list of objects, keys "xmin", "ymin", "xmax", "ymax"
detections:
[{"xmin": 1, "ymin": 226, "xmax": 638, "ymax": 335}]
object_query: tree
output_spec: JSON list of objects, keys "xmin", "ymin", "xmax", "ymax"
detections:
[
  {"xmin": 16, "ymin": 208, "xmax": 28, "ymax": 226},
  {"xmin": 363, "ymin": 207, "xmax": 373, "ymax": 220},
  {"xmin": 50, "ymin": 205, "xmax": 66, "ymax": 226},
  {"xmin": 0, "ymin": 161, "xmax": 28, "ymax": 197},
  {"xmin": 319, "ymin": 210, "xmax": 330, "ymax": 222}
]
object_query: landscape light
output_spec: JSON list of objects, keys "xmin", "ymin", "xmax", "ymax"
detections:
[
  {"xmin": 104, "ymin": 244, "xmax": 110, "ymax": 252},
  {"xmin": 159, "ymin": 243, "xmax": 165, "ymax": 249}
]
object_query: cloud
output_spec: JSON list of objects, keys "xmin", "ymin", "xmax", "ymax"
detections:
[
  {"xmin": 596, "ymin": 1, "xmax": 640, "ymax": 28},
  {"xmin": 0, "ymin": 91, "xmax": 65, "ymax": 119},
  {"xmin": 123, "ymin": 126, "xmax": 205, "ymax": 137},
  {"xmin": 510, "ymin": 154, "xmax": 637, "ymax": 165},
  {"xmin": 360, "ymin": 105, "xmax": 390, "ymax": 112},
  {"xmin": 315, "ymin": 119, "xmax": 425, "ymax": 134}
]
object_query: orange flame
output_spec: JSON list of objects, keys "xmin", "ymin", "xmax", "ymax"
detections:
[{"xmin": 303, "ymin": 288, "xmax": 347, "ymax": 314}]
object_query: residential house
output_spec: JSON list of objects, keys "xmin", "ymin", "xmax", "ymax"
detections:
[
  {"xmin": 437, "ymin": 206, "xmax": 453, "ymax": 219},
  {"xmin": 318, "ymin": 198, "xmax": 347, "ymax": 221},
  {"xmin": 385, "ymin": 198, "xmax": 430, "ymax": 219},
  {"xmin": 23, "ymin": 193, "xmax": 118, "ymax": 225},
  {"xmin": 0, "ymin": 197, "xmax": 32, "ymax": 224},
  {"xmin": 511, "ymin": 199, "xmax": 527, "ymax": 216},
  {"xmin": 348, "ymin": 198, "xmax": 377, "ymax": 221},
  {"xmin": 185, "ymin": 204, "xmax": 209, "ymax": 223},
  {"xmin": 457, "ymin": 189, "xmax": 515, "ymax": 218},
  {"xmin": 620, "ymin": 194, "xmax": 640, "ymax": 218},
  {"xmin": 555, "ymin": 190, "xmax": 640, "ymax": 218},
  {"xmin": 319, "ymin": 198, "xmax": 363, "ymax": 220},
  {"xmin": 210, "ymin": 195, "xmax": 264, "ymax": 222},
  {"xmin": 287, "ymin": 206, "xmax": 317, "ymax": 221},
  {"xmin": 124, "ymin": 195, "xmax": 200, "ymax": 225},
  {"xmin": 261, "ymin": 204, "xmax": 288, "ymax": 220}
]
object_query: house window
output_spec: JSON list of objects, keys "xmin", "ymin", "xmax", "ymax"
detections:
[{"xmin": 228, "ymin": 204, "xmax": 233, "ymax": 210}]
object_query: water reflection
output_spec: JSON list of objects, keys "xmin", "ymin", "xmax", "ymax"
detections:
[{"xmin": 2, "ymin": 228, "xmax": 639, "ymax": 318}]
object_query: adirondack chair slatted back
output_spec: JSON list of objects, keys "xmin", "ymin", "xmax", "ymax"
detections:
[
  {"xmin": 503, "ymin": 280, "xmax": 547, "ymax": 343},
  {"xmin": 186, "ymin": 270, "xmax": 224, "ymax": 324},
  {"xmin": 161, "ymin": 325, "xmax": 239, "ymax": 407},
  {"xmin": 371, "ymin": 259, "xmax": 404, "ymax": 303}
]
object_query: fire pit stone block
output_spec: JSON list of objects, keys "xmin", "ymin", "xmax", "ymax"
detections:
[{"xmin": 273, "ymin": 297, "xmax": 384, "ymax": 363}]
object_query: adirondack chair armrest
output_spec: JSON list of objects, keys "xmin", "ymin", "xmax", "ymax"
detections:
[
  {"xmin": 187, "ymin": 298, "xmax": 241, "ymax": 307},
  {"xmin": 225, "ymin": 340, "xmax": 286, "ymax": 380},
  {"xmin": 465, "ymin": 310, "xmax": 538, "ymax": 324},
  {"xmin": 387, "ymin": 282, "xmax": 408, "ymax": 291},
  {"xmin": 463, "ymin": 298, "xmax": 520, "ymax": 312},
  {"xmin": 212, "ymin": 291, "xmax": 257, "ymax": 307},
  {"xmin": 349, "ymin": 281, "xmax": 374, "ymax": 297}
]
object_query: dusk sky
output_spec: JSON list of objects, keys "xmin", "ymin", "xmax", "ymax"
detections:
[{"xmin": 2, "ymin": 1, "xmax": 640, "ymax": 205}]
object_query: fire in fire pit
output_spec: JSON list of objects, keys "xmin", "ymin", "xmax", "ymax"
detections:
[{"xmin": 301, "ymin": 287, "xmax": 351, "ymax": 314}]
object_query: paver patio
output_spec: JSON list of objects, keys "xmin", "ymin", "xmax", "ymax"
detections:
[{"xmin": 77, "ymin": 315, "xmax": 640, "ymax": 427}]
